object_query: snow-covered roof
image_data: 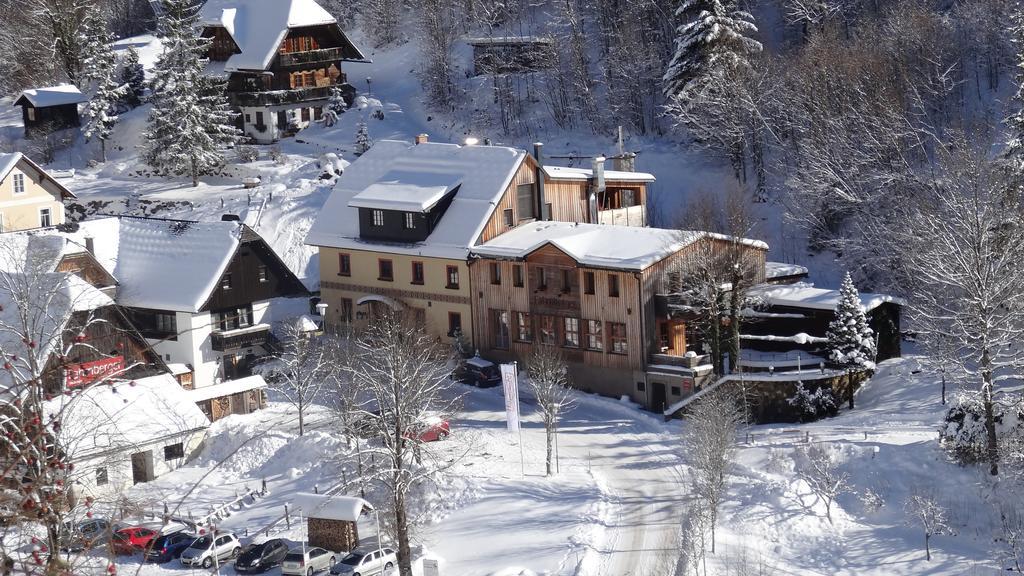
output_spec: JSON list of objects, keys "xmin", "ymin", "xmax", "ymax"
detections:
[
  {"xmin": 292, "ymin": 493, "xmax": 370, "ymax": 522},
  {"xmin": 0, "ymin": 153, "xmax": 77, "ymax": 199},
  {"xmin": 166, "ymin": 363, "xmax": 192, "ymax": 376},
  {"xmin": 199, "ymin": 0, "xmax": 367, "ymax": 72},
  {"xmin": 14, "ymin": 84, "xmax": 86, "ymax": 108},
  {"xmin": 472, "ymin": 222, "xmax": 700, "ymax": 271},
  {"xmin": 306, "ymin": 140, "xmax": 529, "ymax": 260},
  {"xmin": 765, "ymin": 262, "xmax": 809, "ymax": 280},
  {"xmin": 67, "ymin": 218, "xmax": 242, "ymax": 313},
  {"xmin": 186, "ymin": 375, "xmax": 267, "ymax": 403},
  {"xmin": 43, "ymin": 373, "xmax": 209, "ymax": 460},
  {"xmin": 465, "ymin": 36, "xmax": 554, "ymax": 45},
  {"xmin": 748, "ymin": 282, "xmax": 905, "ymax": 313},
  {"xmin": 542, "ymin": 165, "xmax": 655, "ymax": 183},
  {"xmin": 348, "ymin": 170, "xmax": 462, "ymax": 213}
]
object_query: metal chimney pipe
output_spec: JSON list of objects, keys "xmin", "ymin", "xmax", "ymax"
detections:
[
  {"xmin": 534, "ymin": 142, "xmax": 547, "ymax": 221},
  {"xmin": 592, "ymin": 156, "xmax": 606, "ymax": 224}
]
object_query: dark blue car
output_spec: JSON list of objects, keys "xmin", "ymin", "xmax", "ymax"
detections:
[{"xmin": 144, "ymin": 531, "xmax": 196, "ymax": 563}]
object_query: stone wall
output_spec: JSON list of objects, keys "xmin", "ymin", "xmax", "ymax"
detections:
[{"xmin": 720, "ymin": 370, "xmax": 871, "ymax": 423}]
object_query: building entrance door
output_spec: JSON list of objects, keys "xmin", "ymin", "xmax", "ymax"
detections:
[{"xmin": 131, "ymin": 450, "xmax": 154, "ymax": 484}]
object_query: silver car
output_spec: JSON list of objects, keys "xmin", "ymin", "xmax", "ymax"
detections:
[
  {"xmin": 330, "ymin": 547, "xmax": 397, "ymax": 576},
  {"xmin": 282, "ymin": 547, "xmax": 337, "ymax": 575},
  {"xmin": 179, "ymin": 532, "xmax": 241, "ymax": 569}
]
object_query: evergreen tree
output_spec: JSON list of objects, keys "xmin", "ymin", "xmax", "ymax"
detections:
[
  {"xmin": 354, "ymin": 121, "xmax": 372, "ymax": 155},
  {"xmin": 82, "ymin": 66, "xmax": 126, "ymax": 162},
  {"xmin": 142, "ymin": 0, "xmax": 240, "ymax": 186},
  {"xmin": 1007, "ymin": 7, "xmax": 1024, "ymax": 168},
  {"xmin": 662, "ymin": 0, "xmax": 762, "ymax": 98},
  {"xmin": 826, "ymin": 272, "xmax": 877, "ymax": 409},
  {"xmin": 120, "ymin": 46, "xmax": 146, "ymax": 108},
  {"xmin": 78, "ymin": 3, "xmax": 116, "ymax": 89}
]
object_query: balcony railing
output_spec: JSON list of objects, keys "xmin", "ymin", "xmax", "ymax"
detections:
[
  {"xmin": 277, "ymin": 47, "xmax": 348, "ymax": 67},
  {"xmin": 598, "ymin": 204, "xmax": 646, "ymax": 227},
  {"xmin": 211, "ymin": 323, "xmax": 271, "ymax": 352},
  {"xmin": 228, "ymin": 86, "xmax": 335, "ymax": 108}
]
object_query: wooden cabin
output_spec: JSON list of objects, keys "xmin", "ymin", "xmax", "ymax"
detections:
[
  {"xmin": 13, "ymin": 85, "xmax": 86, "ymax": 138},
  {"xmin": 466, "ymin": 36, "xmax": 555, "ymax": 76}
]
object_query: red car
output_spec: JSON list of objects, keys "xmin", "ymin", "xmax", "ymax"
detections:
[
  {"xmin": 111, "ymin": 527, "xmax": 158, "ymax": 555},
  {"xmin": 412, "ymin": 417, "xmax": 450, "ymax": 442}
]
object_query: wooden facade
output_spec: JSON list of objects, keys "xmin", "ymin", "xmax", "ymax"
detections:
[{"xmin": 200, "ymin": 227, "xmax": 309, "ymax": 313}]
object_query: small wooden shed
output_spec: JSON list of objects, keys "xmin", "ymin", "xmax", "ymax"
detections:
[
  {"xmin": 293, "ymin": 493, "xmax": 370, "ymax": 553},
  {"xmin": 14, "ymin": 85, "xmax": 87, "ymax": 138}
]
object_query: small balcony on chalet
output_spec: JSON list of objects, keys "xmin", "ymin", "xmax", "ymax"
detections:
[
  {"xmin": 598, "ymin": 204, "xmax": 646, "ymax": 227},
  {"xmin": 211, "ymin": 323, "xmax": 272, "ymax": 352},
  {"xmin": 229, "ymin": 86, "xmax": 337, "ymax": 108},
  {"xmin": 278, "ymin": 47, "xmax": 349, "ymax": 68},
  {"xmin": 596, "ymin": 187, "xmax": 646, "ymax": 227}
]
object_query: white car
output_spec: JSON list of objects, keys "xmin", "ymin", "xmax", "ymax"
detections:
[
  {"xmin": 179, "ymin": 532, "xmax": 241, "ymax": 569},
  {"xmin": 282, "ymin": 546, "xmax": 337, "ymax": 575},
  {"xmin": 330, "ymin": 547, "xmax": 397, "ymax": 576}
]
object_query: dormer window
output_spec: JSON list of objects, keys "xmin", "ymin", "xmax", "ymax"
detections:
[
  {"xmin": 404, "ymin": 213, "xmax": 415, "ymax": 229},
  {"xmin": 372, "ymin": 210, "xmax": 384, "ymax": 227},
  {"xmin": 221, "ymin": 273, "xmax": 232, "ymax": 290}
]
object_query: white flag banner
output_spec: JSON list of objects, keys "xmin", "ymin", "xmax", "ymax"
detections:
[{"xmin": 500, "ymin": 362, "xmax": 520, "ymax": 432}]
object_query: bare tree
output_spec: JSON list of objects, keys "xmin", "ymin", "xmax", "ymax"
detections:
[
  {"xmin": 904, "ymin": 489, "xmax": 951, "ymax": 562},
  {"xmin": 346, "ymin": 309, "xmax": 458, "ymax": 576},
  {"xmin": 795, "ymin": 442, "xmax": 851, "ymax": 524},
  {"xmin": 527, "ymin": 345, "xmax": 573, "ymax": 477},
  {"xmin": 259, "ymin": 318, "xmax": 333, "ymax": 436},
  {"xmin": 682, "ymin": 387, "xmax": 745, "ymax": 554}
]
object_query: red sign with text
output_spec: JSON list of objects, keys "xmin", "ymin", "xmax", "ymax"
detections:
[{"xmin": 64, "ymin": 356, "xmax": 125, "ymax": 388}]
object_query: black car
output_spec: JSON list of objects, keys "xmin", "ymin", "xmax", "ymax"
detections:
[
  {"xmin": 455, "ymin": 357, "xmax": 502, "ymax": 388},
  {"xmin": 234, "ymin": 539, "xmax": 289, "ymax": 573},
  {"xmin": 144, "ymin": 531, "xmax": 196, "ymax": 563}
]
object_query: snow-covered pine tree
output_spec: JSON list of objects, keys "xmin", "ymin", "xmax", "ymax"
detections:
[
  {"xmin": 120, "ymin": 46, "xmax": 146, "ymax": 108},
  {"xmin": 662, "ymin": 0, "xmax": 762, "ymax": 98},
  {"xmin": 143, "ymin": 0, "xmax": 240, "ymax": 186},
  {"xmin": 77, "ymin": 2, "xmax": 116, "ymax": 89},
  {"xmin": 354, "ymin": 121, "xmax": 372, "ymax": 155},
  {"xmin": 82, "ymin": 65, "xmax": 126, "ymax": 162},
  {"xmin": 826, "ymin": 272, "xmax": 876, "ymax": 409},
  {"xmin": 1006, "ymin": 6, "xmax": 1024, "ymax": 169}
]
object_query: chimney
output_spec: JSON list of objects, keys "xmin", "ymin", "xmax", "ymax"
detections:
[
  {"xmin": 534, "ymin": 143, "xmax": 548, "ymax": 221},
  {"xmin": 612, "ymin": 152, "xmax": 636, "ymax": 173},
  {"xmin": 84, "ymin": 237, "xmax": 94, "ymax": 255},
  {"xmin": 415, "ymin": 133, "xmax": 429, "ymax": 145},
  {"xmin": 591, "ymin": 156, "xmax": 606, "ymax": 224}
]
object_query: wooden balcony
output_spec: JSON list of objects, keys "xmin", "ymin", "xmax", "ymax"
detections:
[
  {"xmin": 278, "ymin": 47, "xmax": 348, "ymax": 67},
  {"xmin": 211, "ymin": 323, "xmax": 271, "ymax": 352},
  {"xmin": 597, "ymin": 204, "xmax": 646, "ymax": 227},
  {"xmin": 229, "ymin": 86, "xmax": 335, "ymax": 108}
]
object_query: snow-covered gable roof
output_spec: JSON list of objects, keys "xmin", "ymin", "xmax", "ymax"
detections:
[
  {"xmin": 186, "ymin": 374, "xmax": 267, "ymax": 403},
  {"xmin": 0, "ymin": 153, "xmax": 77, "ymax": 199},
  {"xmin": 292, "ymin": 493, "xmax": 370, "ymax": 522},
  {"xmin": 348, "ymin": 170, "xmax": 462, "ymax": 212},
  {"xmin": 472, "ymin": 221, "xmax": 701, "ymax": 271},
  {"xmin": 199, "ymin": 0, "xmax": 367, "ymax": 72},
  {"xmin": 748, "ymin": 282, "xmax": 905, "ymax": 313},
  {"xmin": 43, "ymin": 373, "xmax": 209, "ymax": 461},
  {"xmin": 14, "ymin": 84, "xmax": 86, "ymax": 108},
  {"xmin": 306, "ymin": 140, "xmax": 528, "ymax": 260},
  {"xmin": 542, "ymin": 165, "xmax": 655, "ymax": 183},
  {"xmin": 765, "ymin": 261, "xmax": 809, "ymax": 280},
  {"xmin": 70, "ymin": 218, "xmax": 242, "ymax": 312}
]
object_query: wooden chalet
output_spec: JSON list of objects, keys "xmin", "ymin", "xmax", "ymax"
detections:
[
  {"xmin": 199, "ymin": 0, "xmax": 368, "ymax": 143},
  {"xmin": 13, "ymin": 85, "xmax": 86, "ymax": 138}
]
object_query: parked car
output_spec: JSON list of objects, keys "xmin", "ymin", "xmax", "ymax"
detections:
[
  {"xmin": 144, "ymin": 531, "xmax": 197, "ymax": 563},
  {"xmin": 454, "ymin": 356, "xmax": 502, "ymax": 387},
  {"xmin": 330, "ymin": 547, "xmax": 397, "ymax": 576},
  {"xmin": 179, "ymin": 532, "xmax": 241, "ymax": 569},
  {"xmin": 352, "ymin": 411, "xmax": 450, "ymax": 442},
  {"xmin": 412, "ymin": 416, "xmax": 450, "ymax": 442},
  {"xmin": 282, "ymin": 547, "xmax": 336, "ymax": 576},
  {"xmin": 110, "ymin": 526, "xmax": 159, "ymax": 554},
  {"xmin": 235, "ymin": 538, "xmax": 289, "ymax": 573},
  {"xmin": 59, "ymin": 518, "xmax": 112, "ymax": 552}
]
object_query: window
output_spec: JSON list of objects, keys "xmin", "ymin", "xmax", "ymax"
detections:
[
  {"xmin": 446, "ymin": 266, "xmax": 460, "ymax": 289},
  {"xmin": 404, "ymin": 213, "xmax": 415, "ymax": 229},
  {"xmin": 516, "ymin": 183, "xmax": 536, "ymax": 220},
  {"xmin": 338, "ymin": 253, "xmax": 351, "ymax": 276},
  {"xmin": 536, "ymin": 267, "xmax": 547, "ymax": 291},
  {"xmin": 515, "ymin": 312, "xmax": 532, "ymax": 342},
  {"xmin": 608, "ymin": 274, "xmax": 620, "ymax": 297},
  {"xmin": 563, "ymin": 317, "xmax": 579, "ymax": 348},
  {"xmin": 95, "ymin": 467, "xmax": 108, "ymax": 486},
  {"xmin": 372, "ymin": 209, "xmax": 384, "ymax": 227},
  {"xmin": 637, "ymin": 381, "xmax": 646, "ymax": 392},
  {"xmin": 26, "ymin": 108, "xmax": 35, "ymax": 122},
  {"xmin": 585, "ymin": 320, "xmax": 603, "ymax": 351},
  {"xmin": 244, "ymin": 113, "xmax": 251, "ymax": 123},
  {"xmin": 255, "ymin": 111, "xmax": 264, "ymax": 127},
  {"xmin": 215, "ymin": 305, "xmax": 253, "ymax": 331},
  {"xmin": 561, "ymin": 269, "xmax": 571, "ymax": 293},
  {"xmin": 301, "ymin": 107, "xmax": 310, "ymax": 122},
  {"xmin": 671, "ymin": 385, "xmax": 681, "ymax": 396},
  {"xmin": 378, "ymin": 259, "xmax": 393, "ymax": 281},
  {"xmin": 492, "ymin": 309, "xmax": 510, "ymax": 350},
  {"xmin": 490, "ymin": 262, "xmax": 501, "ymax": 285},
  {"xmin": 448, "ymin": 312, "xmax": 462, "ymax": 336},
  {"xmin": 12, "ymin": 173, "xmax": 25, "ymax": 195},
  {"xmin": 411, "ymin": 261, "xmax": 424, "ymax": 285},
  {"xmin": 340, "ymin": 298, "xmax": 353, "ymax": 322},
  {"xmin": 220, "ymin": 273, "xmax": 232, "ymax": 290},
  {"xmin": 584, "ymin": 272, "xmax": 595, "ymax": 295},
  {"xmin": 39, "ymin": 208, "xmax": 51, "ymax": 228},
  {"xmin": 609, "ymin": 322, "xmax": 627, "ymax": 354},
  {"xmin": 156, "ymin": 313, "xmax": 177, "ymax": 334},
  {"xmin": 513, "ymin": 265, "xmax": 524, "ymax": 287},
  {"xmin": 503, "ymin": 209, "xmax": 514, "ymax": 227},
  {"xmin": 163, "ymin": 443, "xmax": 184, "ymax": 461},
  {"xmin": 545, "ymin": 203, "xmax": 552, "ymax": 219},
  {"xmin": 257, "ymin": 265, "xmax": 268, "ymax": 283},
  {"xmin": 539, "ymin": 315, "xmax": 557, "ymax": 345}
]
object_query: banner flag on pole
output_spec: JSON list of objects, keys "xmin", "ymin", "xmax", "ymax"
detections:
[{"xmin": 501, "ymin": 362, "xmax": 520, "ymax": 432}]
